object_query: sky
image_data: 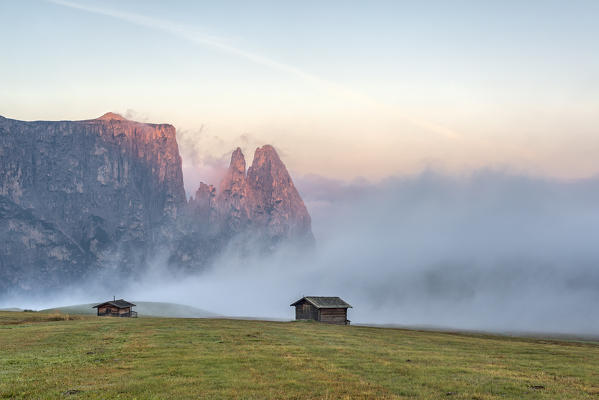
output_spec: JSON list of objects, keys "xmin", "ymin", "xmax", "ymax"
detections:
[{"xmin": 1, "ymin": 0, "xmax": 599, "ymax": 183}]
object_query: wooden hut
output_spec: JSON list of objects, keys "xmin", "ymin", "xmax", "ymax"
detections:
[
  {"xmin": 290, "ymin": 296, "xmax": 352, "ymax": 325},
  {"xmin": 93, "ymin": 299, "xmax": 137, "ymax": 317}
]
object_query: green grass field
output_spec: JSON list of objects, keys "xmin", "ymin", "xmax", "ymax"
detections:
[{"xmin": 1, "ymin": 311, "xmax": 598, "ymax": 399}]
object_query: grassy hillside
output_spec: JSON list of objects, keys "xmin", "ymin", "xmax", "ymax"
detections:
[
  {"xmin": 1, "ymin": 312, "xmax": 598, "ymax": 399},
  {"xmin": 39, "ymin": 301, "xmax": 219, "ymax": 318}
]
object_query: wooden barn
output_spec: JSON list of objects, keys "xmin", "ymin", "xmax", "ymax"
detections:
[
  {"xmin": 93, "ymin": 299, "xmax": 137, "ymax": 317},
  {"xmin": 290, "ymin": 296, "xmax": 352, "ymax": 325}
]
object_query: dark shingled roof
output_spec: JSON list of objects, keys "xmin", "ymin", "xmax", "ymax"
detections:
[
  {"xmin": 290, "ymin": 296, "xmax": 352, "ymax": 309},
  {"xmin": 92, "ymin": 299, "xmax": 136, "ymax": 309}
]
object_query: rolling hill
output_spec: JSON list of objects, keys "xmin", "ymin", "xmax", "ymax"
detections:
[{"xmin": 38, "ymin": 301, "xmax": 219, "ymax": 318}]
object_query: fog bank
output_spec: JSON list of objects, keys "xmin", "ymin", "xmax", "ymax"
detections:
[{"xmin": 4, "ymin": 170, "xmax": 599, "ymax": 336}]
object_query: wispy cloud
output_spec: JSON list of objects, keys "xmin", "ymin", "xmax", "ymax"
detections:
[
  {"xmin": 47, "ymin": 1, "xmax": 350, "ymax": 93},
  {"xmin": 47, "ymin": 0, "xmax": 461, "ymax": 140}
]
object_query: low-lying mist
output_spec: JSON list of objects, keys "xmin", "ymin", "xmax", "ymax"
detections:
[{"xmin": 5, "ymin": 170, "xmax": 599, "ymax": 336}]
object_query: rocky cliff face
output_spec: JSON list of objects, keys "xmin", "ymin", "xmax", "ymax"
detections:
[
  {"xmin": 0, "ymin": 113, "xmax": 186, "ymax": 290},
  {"xmin": 0, "ymin": 195, "xmax": 92, "ymax": 291},
  {"xmin": 0, "ymin": 113, "xmax": 313, "ymax": 291}
]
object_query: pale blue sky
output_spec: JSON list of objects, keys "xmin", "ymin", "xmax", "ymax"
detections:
[{"xmin": 1, "ymin": 0, "xmax": 598, "ymax": 181}]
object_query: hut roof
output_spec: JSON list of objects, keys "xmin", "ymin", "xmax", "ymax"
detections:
[
  {"xmin": 93, "ymin": 299, "xmax": 136, "ymax": 309},
  {"xmin": 290, "ymin": 296, "xmax": 352, "ymax": 309}
]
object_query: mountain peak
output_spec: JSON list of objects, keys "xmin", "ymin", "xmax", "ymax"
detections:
[
  {"xmin": 218, "ymin": 147, "xmax": 247, "ymax": 192},
  {"xmin": 252, "ymin": 144, "xmax": 283, "ymax": 168},
  {"xmin": 254, "ymin": 144, "xmax": 277, "ymax": 156},
  {"xmin": 230, "ymin": 147, "xmax": 246, "ymax": 172},
  {"xmin": 97, "ymin": 112, "xmax": 127, "ymax": 121},
  {"xmin": 205, "ymin": 144, "xmax": 313, "ymax": 243}
]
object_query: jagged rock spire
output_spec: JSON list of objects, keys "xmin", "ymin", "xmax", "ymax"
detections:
[
  {"xmin": 191, "ymin": 144, "xmax": 314, "ymax": 245},
  {"xmin": 190, "ymin": 182, "xmax": 216, "ymax": 223},
  {"xmin": 216, "ymin": 147, "xmax": 250, "ymax": 232},
  {"xmin": 247, "ymin": 145, "xmax": 313, "ymax": 242}
]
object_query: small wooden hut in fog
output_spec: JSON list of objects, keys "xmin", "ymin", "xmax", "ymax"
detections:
[
  {"xmin": 93, "ymin": 299, "xmax": 137, "ymax": 317},
  {"xmin": 290, "ymin": 296, "xmax": 352, "ymax": 325}
]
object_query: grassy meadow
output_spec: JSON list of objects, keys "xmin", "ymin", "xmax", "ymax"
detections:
[{"xmin": 1, "ymin": 311, "xmax": 598, "ymax": 399}]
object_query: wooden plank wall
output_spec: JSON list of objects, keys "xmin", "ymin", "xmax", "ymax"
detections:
[
  {"xmin": 319, "ymin": 308, "xmax": 347, "ymax": 325},
  {"xmin": 98, "ymin": 306, "xmax": 130, "ymax": 315}
]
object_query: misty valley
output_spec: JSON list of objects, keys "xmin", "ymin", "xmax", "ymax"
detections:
[
  {"xmin": 2, "ymin": 112, "xmax": 599, "ymax": 337},
  {"xmin": 2, "ymin": 110, "xmax": 599, "ymax": 398}
]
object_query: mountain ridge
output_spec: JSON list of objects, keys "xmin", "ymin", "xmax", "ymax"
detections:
[{"xmin": 0, "ymin": 113, "xmax": 313, "ymax": 292}]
